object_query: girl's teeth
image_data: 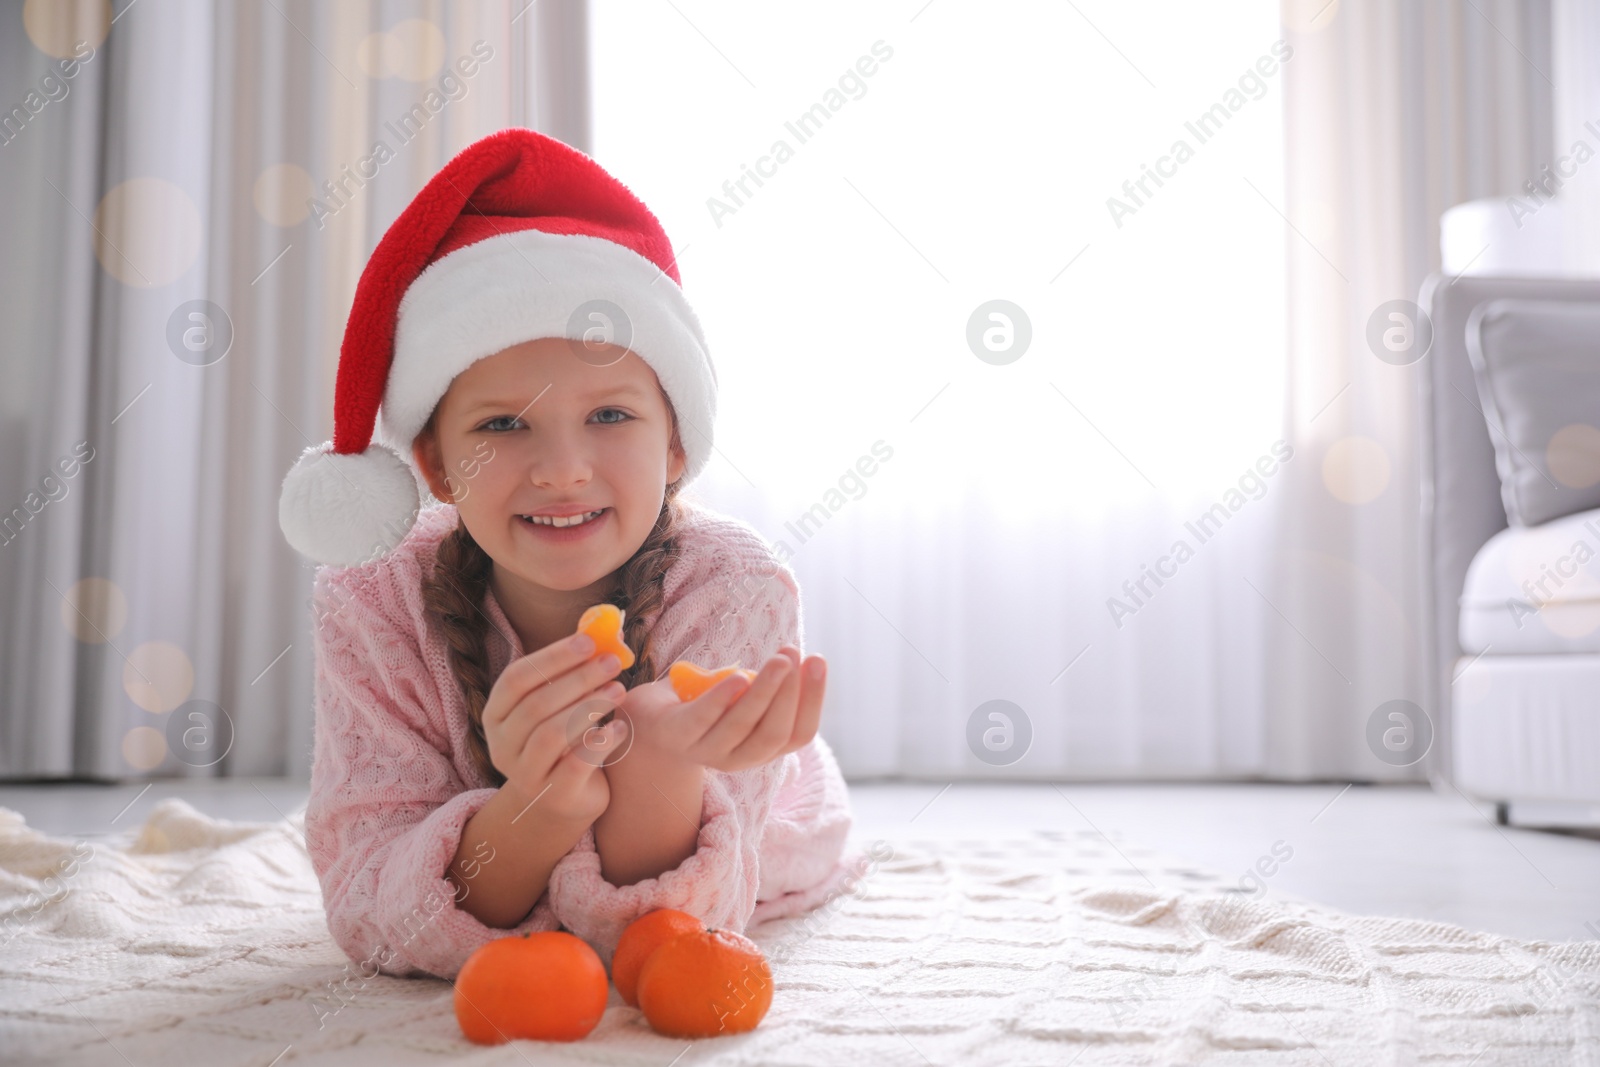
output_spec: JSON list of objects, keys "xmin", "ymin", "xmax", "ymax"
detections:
[{"xmin": 526, "ymin": 509, "xmax": 603, "ymax": 528}]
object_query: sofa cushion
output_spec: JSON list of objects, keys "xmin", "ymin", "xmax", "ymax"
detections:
[
  {"xmin": 1460, "ymin": 506, "xmax": 1600, "ymax": 653},
  {"xmin": 1465, "ymin": 298, "xmax": 1600, "ymax": 527}
]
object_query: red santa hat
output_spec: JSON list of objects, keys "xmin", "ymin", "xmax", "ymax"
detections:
[{"xmin": 277, "ymin": 126, "xmax": 716, "ymax": 567}]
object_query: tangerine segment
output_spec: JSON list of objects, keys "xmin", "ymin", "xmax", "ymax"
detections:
[
  {"xmin": 636, "ymin": 927, "xmax": 773, "ymax": 1038},
  {"xmin": 577, "ymin": 603, "xmax": 635, "ymax": 670},
  {"xmin": 454, "ymin": 931, "xmax": 608, "ymax": 1044},
  {"xmin": 612, "ymin": 908, "xmax": 705, "ymax": 1007},
  {"xmin": 668, "ymin": 660, "xmax": 757, "ymax": 702}
]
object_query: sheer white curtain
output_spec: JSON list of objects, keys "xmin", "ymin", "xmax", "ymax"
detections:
[
  {"xmin": 592, "ymin": 0, "xmax": 1552, "ymax": 780},
  {"xmin": 0, "ymin": 0, "xmax": 590, "ymax": 781},
  {"xmin": 1553, "ymin": 0, "xmax": 1600, "ymax": 270},
  {"xmin": 1262, "ymin": 0, "xmax": 1551, "ymax": 780}
]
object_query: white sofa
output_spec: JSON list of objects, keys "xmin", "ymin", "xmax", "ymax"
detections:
[{"xmin": 1419, "ymin": 272, "xmax": 1600, "ymax": 828}]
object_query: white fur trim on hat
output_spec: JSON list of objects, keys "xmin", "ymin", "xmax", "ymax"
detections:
[
  {"xmin": 373, "ymin": 229, "xmax": 718, "ymax": 483},
  {"xmin": 278, "ymin": 441, "xmax": 421, "ymax": 567}
]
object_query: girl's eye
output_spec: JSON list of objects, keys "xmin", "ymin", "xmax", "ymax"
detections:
[
  {"xmin": 477, "ymin": 409, "xmax": 633, "ymax": 432},
  {"xmin": 479, "ymin": 416, "xmax": 523, "ymax": 433}
]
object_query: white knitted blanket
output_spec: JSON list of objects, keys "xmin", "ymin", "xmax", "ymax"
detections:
[{"xmin": 1, "ymin": 798, "xmax": 1596, "ymax": 1066}]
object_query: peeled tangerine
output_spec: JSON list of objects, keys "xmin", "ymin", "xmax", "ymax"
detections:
[
  {"xmin": 576, "ymin": 603, "xmax": 635, "ymax": 670},
  {"xmin": 579, "ymin": 605, "xmax": 757, "ymax": 696},
  {"xmin": 454, "ymin": 931, "xmax": 608, "ymax": 1044},
  {"xmin": 668, "ymin": 660, "xmax": 756, "ymax": 702}
]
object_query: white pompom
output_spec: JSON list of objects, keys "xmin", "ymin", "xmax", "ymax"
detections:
[{"xmin": 277, "ymin": 441, "xmax": 421, "ymax": 567}]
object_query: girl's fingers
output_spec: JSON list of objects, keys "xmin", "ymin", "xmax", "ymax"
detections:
[
  {"xmin": 699, "ymin": 654, "xmax": 793, "ymax": 758},
  {"xmin": 785, "ymin": 656, "xmax": 825, "ymax": 753},
  {"xmin": 547, "ymin": 720, "xmax": 620, "ymax": 791},
  {"xmin": 484, "ymin": 632, "xmax": 602, "ymax": 730},
  {"xmin": 524, "ymin": 693, "xmax": 623, "ymax": 774},
  {"xmin": 570, "ymin": 716, "xmax": 629, "ymax": 769},
  {"xmin": 671, "ymin": 670, "xmax": 756, "ymax": 750},
  {"xmin": 725, "ymin": 654, "xmax": 804, "ymax": 766},
  {"xmin": 506, "ymin": 653, "xmax": 626, "ymax": 741},
  {"xmin": 510, "ymin": 648, "xmax": 623, "ymax": 748},
  {"xmin": 499, "ymin": 671, "xmax": 620, "ymax": 768}
]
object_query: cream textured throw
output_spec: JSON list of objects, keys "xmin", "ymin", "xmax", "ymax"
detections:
[{"xmin": 1, "ymin": 797, "xmax": 1596, "ymax": 1065}]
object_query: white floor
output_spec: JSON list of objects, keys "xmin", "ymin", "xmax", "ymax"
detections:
[{"xmin": 1, "ymin": 777, "xmax": 1595, "ymax": 944}]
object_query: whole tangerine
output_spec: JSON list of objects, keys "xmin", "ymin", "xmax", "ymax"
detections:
[
  {"xmin": 613, "ymin": 908, "xmax": 706, "ymax": 1007},
  {"xmin": 636, "ymin": 927, "xmax": 773, "ymax": 1038},
  {"xmin": 454, "ymin": 930, "xmax": 608, "ymax": 1044}
]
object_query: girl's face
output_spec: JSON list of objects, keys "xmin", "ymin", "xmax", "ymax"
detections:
[{"xmin": 412, "ymin": 337, "xmax": 687, "ymax": 594}]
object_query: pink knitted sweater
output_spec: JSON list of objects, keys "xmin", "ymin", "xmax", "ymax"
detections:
[{"xmin": 303, "ymin": 500, "xmax": 859, "ymax": 981}]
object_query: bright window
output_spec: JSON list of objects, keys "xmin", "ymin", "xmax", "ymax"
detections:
[{"xmin": 592, "ymin": 2, "xmax": 1287, "ymax": 518}]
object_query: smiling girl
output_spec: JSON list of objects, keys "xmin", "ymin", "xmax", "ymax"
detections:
[{"xmin": 278, "ymin": 128, "xmax": 859, "ymax": 981}]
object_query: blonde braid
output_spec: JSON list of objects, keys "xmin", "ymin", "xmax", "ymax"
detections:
[
  {"xmin": 420, "ymin": 521, "xmax": 504, "ymax": 788},
  {"xmin": 611, "ymin": 411, "xmax": 691, "ymax": 689},
  {"xmin": 610, "ymin": 490, "xmax": 687, "ymax": 690}
]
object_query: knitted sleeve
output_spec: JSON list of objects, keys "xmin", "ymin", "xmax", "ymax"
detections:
[
  {"xmin": 302, "ymin": 569, "xmax": 560, "ymax": 981},
  {"xmin": 544, "ymin": 542, "xmax": 803, "ymax": 966}
]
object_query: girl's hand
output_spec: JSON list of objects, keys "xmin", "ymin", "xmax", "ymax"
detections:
[
  {"xmin": 617, "ymin": 647, "xmax": 825, "ymax": 773},
  {"xmin": 481, "ymin": 631, "xmax": 628, "ymax": 826}
]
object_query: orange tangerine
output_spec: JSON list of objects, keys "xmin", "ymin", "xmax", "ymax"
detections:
[
  {"xmin": 612, "ymin": 908, "xmax": 706, "ymax": 1007},
  {"xmin": 453, "ymin": 931, "xmax": 608, "ymax": 1044},
  {"xmin": 668, "ymin": 660, "xmax": 756, "ymax": 702},
  {"xmin": 577, "ymin": 603, "xmax": 635, "ymax": 670},
  {"xmin": 636, "ymin": 926, "xmax": 773, "ymax": 1038}
]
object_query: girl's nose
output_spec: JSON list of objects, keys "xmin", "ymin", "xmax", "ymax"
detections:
[{"xmin": 528, "ymin": 441, "xmax": 593, "ymax": 489}]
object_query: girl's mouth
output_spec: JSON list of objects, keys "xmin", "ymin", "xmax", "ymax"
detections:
[{"xmin": 517, "ymin": 507, "xmax": 610, "ymax": 542}]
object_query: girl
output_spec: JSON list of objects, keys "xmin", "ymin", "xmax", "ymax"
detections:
[{"xmin": 278, "ymin": 128, "xmax": 859, "ymax": 981}]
